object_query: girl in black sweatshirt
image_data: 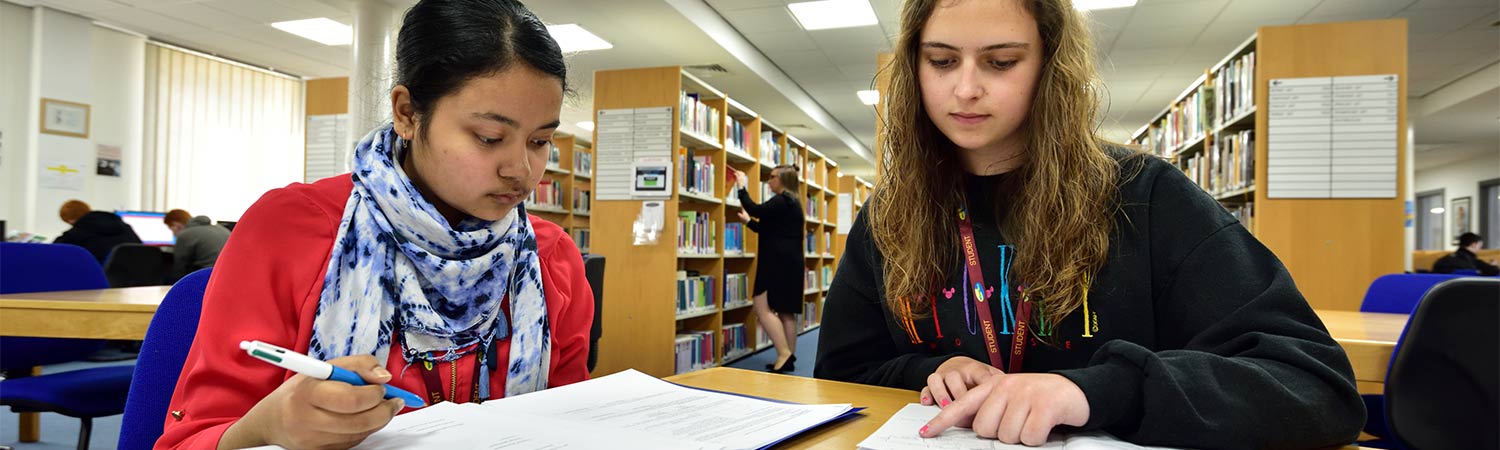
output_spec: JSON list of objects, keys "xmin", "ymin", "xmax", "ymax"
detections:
[{"xmin": 814, "ymin": 0, "xmax": 1364, "ymax": 448}]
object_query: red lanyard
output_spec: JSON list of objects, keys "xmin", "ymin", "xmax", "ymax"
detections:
[{"xmin": 957, "ymin": 207, "xmax": 1031, "ymax": 373}]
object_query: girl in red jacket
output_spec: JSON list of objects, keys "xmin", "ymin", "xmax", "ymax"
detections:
[{"xmin": 156, "ymin": 1, "xmax": 592, "ymax": 448}]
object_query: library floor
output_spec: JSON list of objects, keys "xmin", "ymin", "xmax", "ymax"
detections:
[
  {"xmin": 723, "ymin": 328, "xmax": 820, "ymax": 378},
  {"xmin": 0, "ymin": 329, "xmax": 821, "ymax": 449}
]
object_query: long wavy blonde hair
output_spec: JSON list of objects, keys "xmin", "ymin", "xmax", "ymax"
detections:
[{"xmin": 872, "ymin": 0, "xmax": 1120, "ymax": 333}]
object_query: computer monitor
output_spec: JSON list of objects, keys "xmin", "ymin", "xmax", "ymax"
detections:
[{"xmin": 116, "ymin": 211, "xmax": 176, "ymax": 246}]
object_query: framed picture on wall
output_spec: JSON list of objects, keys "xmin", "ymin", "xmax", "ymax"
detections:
[
  {"xmin": 1452, "ymin": 196, "xmax": 1472, "ymax": 238},
  {"xmin": 39, "ymin": 98, "xmax": 90, "ymax": 138}
]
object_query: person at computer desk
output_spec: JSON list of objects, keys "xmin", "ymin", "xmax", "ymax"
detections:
[
  {"xmin": 157, "ymin": 1, "xmax": 593, "ymax": 448},
  {"xmin": 163, "ymin": 209, "xmax": 231, "ymax": 282},
  {"xmin": 54, "ymin": 199, "xmax": 142, "ymax": 264},
  {"xmin": 1433, "ymin": 232, "xmax": 1500, "ymax": 276}
]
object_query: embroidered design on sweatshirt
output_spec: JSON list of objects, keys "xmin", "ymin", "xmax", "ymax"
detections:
[
  {"xmin": 895, "ymin": 296, "xmax": 923, "ymax": 344},
  {"xmin": 1081, "ymin": 274, "xmax": 1096, "ymax": 338},
  {"xmin": 995, "ymin": 245, "xmax": 1017, "ymax": 335}
]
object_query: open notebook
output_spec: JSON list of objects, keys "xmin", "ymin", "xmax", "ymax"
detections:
[
  {"xmin": 858, "ymin": 404, "xmax": 1187, "ymax": 450},
  {"xmin": 249, "ymin": 369, "xmax": 859, "ymax": 450}
]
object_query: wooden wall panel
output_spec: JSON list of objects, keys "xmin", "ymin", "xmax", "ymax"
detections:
[
  {"xmin": 590, "ymin": 66, "xmax": 682, "ymax": 378},
  {"xmin": 1255, "ymin": 20, "xmax": 1408, "ymax": 311}
]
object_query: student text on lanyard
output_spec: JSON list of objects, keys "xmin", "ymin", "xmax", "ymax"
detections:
[
  {"xmin": 416, "ymin": 334, "xmax": 499, "ymax": 405},
  {"xmin": 958, "ymin": 206, "xmax": 1032, "ymax": 373}
]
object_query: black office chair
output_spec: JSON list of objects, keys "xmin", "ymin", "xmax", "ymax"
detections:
[
  {"xmin": 1384, "ymin": 277, "xmax": 1498, "ymax": 450},
  {"xmin": 583, "ymin": 254, "xmax": 605, "ymax": 372},
  {"xmin": 102, "ymin": 244, "xmax": 169, "ymax": 287}
]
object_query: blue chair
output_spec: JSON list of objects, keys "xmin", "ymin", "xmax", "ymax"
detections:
[
  {"xmin": 1382, "ymin": 278, "xmax": 1499, "ymax": 450},
  {"xmin": 1356, "ymin": 273, "xmax": 1492, "ymax": 449},
  {"xmin": 1358, "ymin": 273, "xmax": 1470, "ymax": 314},
  {"xmin": 117, "ymin": 268, "xmax": 211, "ymax": 450},
  {"xmin": 0, "ymin": 242, "xmax": 136, "ymax": 450}
]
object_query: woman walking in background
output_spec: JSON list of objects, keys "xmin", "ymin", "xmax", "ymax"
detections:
[{"xmin": 731, "ymin": 165, "xmax": 805, "ymax": 373}]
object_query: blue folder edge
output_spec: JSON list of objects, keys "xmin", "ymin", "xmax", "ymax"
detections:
[{"xmin": 666, "ymin": 380, "xmax": 869, "ymax": 450}]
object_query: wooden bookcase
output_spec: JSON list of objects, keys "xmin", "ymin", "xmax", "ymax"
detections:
[
  {"xmin": 1128, "ymin": 19, "xmax": 1408, "ymax": 311},
  {"xmin": 590, "ymin": 67, "xmax": 840, "ymax": 378},
  {"xmin": 532, "ymin": 133, "xmax": 592, "ymax": 253}
]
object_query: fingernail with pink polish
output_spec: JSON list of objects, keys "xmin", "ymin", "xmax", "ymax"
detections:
[
  {"xmin": 939, "ymin": 399, "xmax": 949, "ymax": 408},
  {"xmin": 919, "ymin": 425, "xmax": 930, "ymax": 435}
]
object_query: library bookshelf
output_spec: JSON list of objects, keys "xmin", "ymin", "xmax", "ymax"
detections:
[
  {"xmin": 530, "ymin": 134, "xmax": 593, "ymax": 253},
  {"xmin": 590, "ymin": 67, "xmax": 842, "ymax": 377},
  {"xmin": 1128, "ymin": 19, "xmax": 1408, "ymax": 311}
]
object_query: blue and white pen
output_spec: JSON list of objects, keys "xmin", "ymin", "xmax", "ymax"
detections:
[{"xmin": 239, "ymin": 340, "xmax": 426, "ymax": 408}]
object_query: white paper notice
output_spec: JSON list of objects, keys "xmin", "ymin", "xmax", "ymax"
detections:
[
  {"xmin": 837, "ymin": 193, "xmax": 854, "ymax": 234},
  {"xmin": 40, "ymin": 158, "xmax": 85, "ymax": 191},
  {"xmin": 597, "ymin": 107, "xmax": 674, "ymax": 200},
  {"xmin": 858, "ymin": 404, "xmax": 1181, "ymax": 450},
  {"xmin": 1268, "ymin": 74, "xmax": 1398, "ymax": 199}
]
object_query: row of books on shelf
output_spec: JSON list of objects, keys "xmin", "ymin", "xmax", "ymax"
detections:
[
  {"xmin": 800, "ymin": 302, "xmax": 818, "ymax": 330},
  {"xmin": 725, "ymin": 273, "xmax": 750, "ymax": 306},
  {"xmin": 674, "ymin": 330, "xmax": 715, "ymax": 374},
  {"xmin": 822, "ymin": 231, "xmax": 832, "ymax": 254},
  {"xmin": 804, "ymin": 269, "xmax": 818, "ymax": 293},
  {"xmin": 1137, "ymin": 50, "xmax": 1257, "ymax": 157},
  {"xmin": 678, "ymin": 149, "xmax": 715, "ymax": 196},
  {"xmin": 574, "ymin": 151, "xmax": 593, "ymax": 176},
  {"xmin": 571, "ymin": 229, "xmax": 590, "ymax": 253},
  {"xmin": 821, "ymin": 266, "xmax": 832, "ymax": 290},
  {"xmin": 676, "ymin": 270, "xmax": 716, "ymax": 315},
  {"xmin": 805, "ymin": 195, "xmax": 822, "ymax": 220},
  {"xmin": 726, "ymin": 120, "xmax": 752, "ymax": 156},
  {"xmin": 724, "ymin": 223, "xmax": 745, "ymax": 254},
  {"xmin": 1228, "ymin": 202, "xmax": 1254, "ymax": 232},
  {"xmin": 573, "ymin": 189, "xmax": 591, "ymax": 213},
  {"xmin": 760, "ymin": 131, "xmax": 801, "ymax": 167},
  {"xmin": 528, "ymin": 180, "xmax": 563, "ymax": 209},
  {"xmin": 1153, "ymin": 82, "xmax": 1212, "ymax": 158},
  {"xmin": 1214, "ymin": 51, "xmax": 1256, "ymax": 127},
  {"xmin": 722, "ymin": 323, "xmax": 750, "ymax": 359},
  {"xmin": 679, "ymin": 91, "xmax": 722, "ymax": 143},
  {"xmin": 677, "ymin": 211, "xmax": 717, "ymax": 254},
  {"xmin": 804, "ymin": 231, "xmax": 817, "ymax": 254},
  {"xmin": 759, "ymin": 131, "xmax": 783, "ymax": 167},
  {"xmin": 1180, "ymin": 130, "xmax": 1256, "ymax": 196},
  {"xmin": 547, "ymin": 142, "xmax": 563, "ymax": 167}
]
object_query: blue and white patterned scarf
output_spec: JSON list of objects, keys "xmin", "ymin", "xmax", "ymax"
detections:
[{"xmin": 309, "ymin": 123, "xmax": 550, "ymax": 397}]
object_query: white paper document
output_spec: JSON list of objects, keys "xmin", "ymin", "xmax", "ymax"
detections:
[
  {"xmin": 858, "ymin": 404, "xmax": 1184, "ymax": 450},
  {"xmin": 244, "ymin": 369, "xmax": 855, "ymax": 450}
]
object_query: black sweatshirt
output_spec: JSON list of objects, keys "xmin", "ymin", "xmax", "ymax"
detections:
[
  {"xmin": 1432, "ymin": 248, "xmax": 1500, "ymax": 276},
  {"xmin": 815, "ymin": 153, "xmax": 1365, "ymax": 449},
  {"xmin": 55, "ymin": 211, "xmax": 143, "ymax": 263}
]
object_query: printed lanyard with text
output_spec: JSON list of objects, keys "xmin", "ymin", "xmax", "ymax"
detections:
[{"xmin": 957, "ymin": 207, "xmax": 1032, "ymax": 373}]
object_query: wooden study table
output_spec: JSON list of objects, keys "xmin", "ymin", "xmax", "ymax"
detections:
[
  {"xmin": 0, "ymin": 285, "xmax": 170, "ymax": 340},
  {"xmin": 666, "ymin": 367, "xmax": 1366, "ymax": 449},
  {"xmin": 0, "ymin": 285, "xmax": 171, "ymax": 442},
  {"xmin": 1314, "ymin": 309, "xmax": 1408, "ymax": 384}
]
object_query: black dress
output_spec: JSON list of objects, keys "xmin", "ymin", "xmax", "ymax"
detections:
[{"xmin": 738, "ymin": 188, "xmax": 805, "ymax": 314}]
